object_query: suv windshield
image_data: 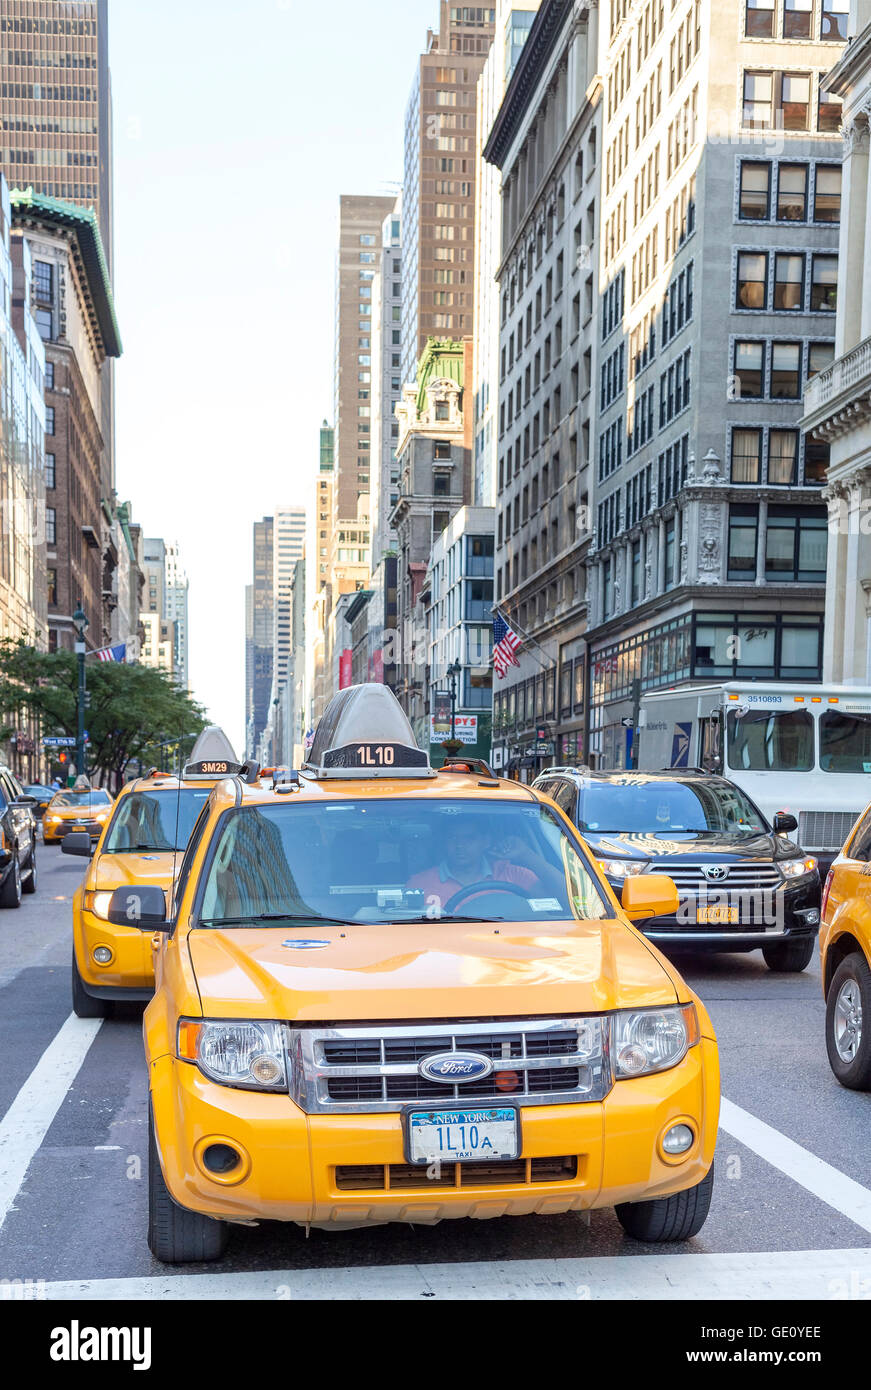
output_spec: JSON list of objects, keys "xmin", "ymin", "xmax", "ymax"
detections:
[
  {"xmin": 820, "ymin": 710, "xmax": 871, "ymax": 773},
  {"xmin": 104, "ymin": 789, "xmax": 211, "ymax": 852},
  {"xmin": 197, "ymin": 799, "xmax": 609, "ymax": 925},
  {"xmin": 576, "ymin": 780, "xmax": 766, "ymax": 835},
  {"xmin": 726, "ymin": 708, "xmax": 814, "ymax": 771},
  {"xmin": 50, "ymin": 789, "xmax": 112, "ymax": 807}
]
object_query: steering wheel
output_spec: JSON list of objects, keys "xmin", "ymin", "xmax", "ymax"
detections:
[{"xmin": 443, "ymin": 880, "xmax": 532, "ymax": 914}]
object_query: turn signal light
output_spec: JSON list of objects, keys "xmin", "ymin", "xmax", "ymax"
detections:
[{"xmin": 177, "ymin": 1019, "xmax": 202, "ymax": 1060}]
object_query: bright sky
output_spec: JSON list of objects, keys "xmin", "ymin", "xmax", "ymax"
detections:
[{"xmin": 110, "ymin": 0, "xmax": 437, "ymax": 753}]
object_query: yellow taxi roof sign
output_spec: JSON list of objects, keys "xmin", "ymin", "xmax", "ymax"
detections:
[
  {"xmin": 183, "ymin": 725, "xmax": 243, "ymax": 780},
  {"xmin": 303, "ymin": 684, "xmax": 434, "ymax": 779}
]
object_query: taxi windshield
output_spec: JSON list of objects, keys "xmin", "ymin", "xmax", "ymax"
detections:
[
  {"xmin": 103, "ymin": 789, "xmax": 211, "ymax": 852},
  {"xmin": 197, "ymin": 799, "xmax": 609, "ymax": 925},
  {"xmin": 50, "ymin": 789, "xmax": 112, "ymax": 807}
]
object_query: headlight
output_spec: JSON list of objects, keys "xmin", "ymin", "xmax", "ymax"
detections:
[
  {"xmin": 613, "ymin": 1003, "xmax": 699, "ymax": 1079},
  {"xmin": 780, "ymin": 857, "xmax": 817, "ymax": 879},
  {"xmin": 177, "ymin": 1019, "xmax": 287, "ymax": 1092},
  {"xmin": 83, "ymin": 890, "xmax": 113, "ymax": 919},
  {"xmin": 599, "ymin": 859, "xmax": 648, "ymax": 878}
]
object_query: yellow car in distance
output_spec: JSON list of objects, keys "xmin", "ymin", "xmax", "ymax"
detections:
[
  {"xmin": 819, "ymin": 807, "xmax": 871, "ymax": 1088},
  {"xmin": 141, "ymin": 685, "xmax": 720, "ymax": 1264},
  {"xmin": 43, "ymin": 786, "xmax": 113, "ymax": 844},
  {"xmin": 65, "ymin": 727, "xmax": 250, "ymax": 1018}
]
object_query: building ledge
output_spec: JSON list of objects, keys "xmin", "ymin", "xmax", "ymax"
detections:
[{"xmin": 803, "ymin": 334, "xmax": 871, "ymax": 438}]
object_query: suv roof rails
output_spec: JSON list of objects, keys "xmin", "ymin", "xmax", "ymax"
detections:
[{"xmin": 440, "ymin": 757, "xmax": 496, "ymax": 777}]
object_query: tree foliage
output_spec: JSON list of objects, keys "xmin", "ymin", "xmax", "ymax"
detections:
[{"xmin": 0, "ymin": 638, "xmax": 206, "ymax": 787}]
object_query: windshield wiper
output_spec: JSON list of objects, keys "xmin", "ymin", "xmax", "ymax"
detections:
[
  {"xmin": 198, "ymin": 913, "xmax": 356, "ymax": 928},
  {"xmin": 385, "ymin": 914, "xmax": 507, "ymax": 924}
]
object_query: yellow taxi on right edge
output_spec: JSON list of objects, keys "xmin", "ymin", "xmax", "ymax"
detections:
[
  {"xmin": 819, "ymin": 805, "xmax": 871, "ymax": 1088},
  {"xmin": 139, "ymin": 685, "xmax": 720, "ymax": 1263}
]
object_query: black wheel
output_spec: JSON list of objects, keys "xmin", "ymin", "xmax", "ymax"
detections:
[
  {"xmin": 762, "ymin": 935, "xmax": 815, "ymax": 973},
  {"xmin": 826, "ymin": 953, "xmax": 871, "ymax": 1090},
  {"xmin": 22, "ymin": 843, "xmax": 37, "ymax": 894},
  {"xmin": 615, "ymin": 1166, "xmax": 713, "ymax": 1243},
  {"xmin": 71, "ymin": 947, "xmax": 107, "ymax": 1018},
  {"xmin": 0, "ymin": 852, "xmax": 22, "ymax": 909},
  {"xmin": 148, "ymin": 1101, "xmax": 229, "ymax": 1263}
]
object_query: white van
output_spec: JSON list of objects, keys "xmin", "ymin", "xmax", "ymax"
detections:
[{"xmin": 636, "ymin": 682, "xmax": 871, "ymax": 864}]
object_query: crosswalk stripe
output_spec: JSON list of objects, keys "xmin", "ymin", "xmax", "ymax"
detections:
[
  {"xmin": 0, "ymin": 1013, "xmax": 102, "ymax": 1232},
  {"xmin": 33, "ymin": 1248, "xmax": 871, "ymax": 1300},
  {"xmin": 719, "ymin": 1097, "xmax": 871, "ymax": 1236}
]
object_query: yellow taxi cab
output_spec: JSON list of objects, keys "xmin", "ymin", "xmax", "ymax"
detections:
[
  {"xmin": 139, "ymin": 685, "xmax": 720, "ymax": 1263},
  {"xmin": 819, "ymin": 805, "xmax": 871, "ymax": 1088},
  {"xmin": 64, "ymin": 728, "xmax": 250, "ymax": 1019},
  {"xmin": 42, "ymin": 784, "xmax": 114, "ymax": 844}
]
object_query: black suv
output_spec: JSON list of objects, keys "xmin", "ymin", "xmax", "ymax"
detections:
[
  {"xmin": 534, "ymin": 768, "xmax": 821, "ymax": 972},
  {"xmin": 0, "ymin": 765, "xmax": 38, "ymax": 907}
]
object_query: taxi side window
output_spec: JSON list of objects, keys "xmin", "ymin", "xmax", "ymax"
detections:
[
  {"xmin": 171, "ymin": 804, "xmax": 211, "ymax": 916},
  {"xmin": 848, "ymin": 808, "xmax": 871, "ymax": 862}
]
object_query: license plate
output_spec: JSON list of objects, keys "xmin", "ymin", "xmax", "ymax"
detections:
[
  {"xmin": 697, "ymin": 904, "xmax": 738, "ymax": 924},
  {"xmin": 405, "ymin": 1107, "xmax": 519, "ymax": 1164}
]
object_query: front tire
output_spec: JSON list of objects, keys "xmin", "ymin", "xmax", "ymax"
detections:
[
  {"xmin": 148, "ymin": 1102, "xmax": 229, "ymax": 1263},
  {"xmin": 71, "ymin": 947, "xmax": 107, "ymax": 1018},
  {"xmin": 615, "ymin": 1166, "xmax": 713, "ymax": 1243},
  {"xmin": 826, "ymin": 953, "xmax": 871, "ymax": 1090},
  {"xmin": 0, "ymin": 852, "xmax": 22, "ymax": 908},
  {"xmin": 762, "ymin": 935, "xmax": 815, "ymax": 973}
]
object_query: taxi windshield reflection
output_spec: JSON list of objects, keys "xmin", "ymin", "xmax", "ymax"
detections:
[{"xmin": 197, "ymin": 800, "xmax": 609, "ymax": 926}]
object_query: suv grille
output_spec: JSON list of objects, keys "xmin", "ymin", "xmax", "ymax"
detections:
[
  {"xmin": 334, "ymin": 1156, "xmax": 578, "ymax": 1191},
  {"xmin": 287, "ymin": 1018, "xmax": 609, "ymax": 1114},
  {"xmin": 799, "ymin": 810, "xmax": 860, "ymax": 853},
  {"xmin": 653, "ymin": 864, "xmax": 782, "ymax": 896}
]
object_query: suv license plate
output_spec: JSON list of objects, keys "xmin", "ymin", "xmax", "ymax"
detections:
[
  {"xmin": 697, "ymin": 904, "xmax": 738, "ymax": 924},
  {"xmin": 406, "ymin": 1107, "xmax": 519, "ymax": 1164}
]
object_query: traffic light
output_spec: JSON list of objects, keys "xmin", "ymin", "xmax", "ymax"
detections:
[
  {"xmin": 83, "ymin": 692, "xmax": 91, "ymax": 708},
  {"xmin": 58, "ymin": 751, "xmax": 68, "ymax": 765}
]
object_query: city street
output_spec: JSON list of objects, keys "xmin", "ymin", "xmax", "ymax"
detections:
[{"xmin": 2, "ymin": 847, "xmax": 870, "ymax": 1301}]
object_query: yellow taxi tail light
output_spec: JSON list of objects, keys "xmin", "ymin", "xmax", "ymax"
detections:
[{"xmin": 177, "ymin": 1019, "xmax": 202, "ymax": 1060}]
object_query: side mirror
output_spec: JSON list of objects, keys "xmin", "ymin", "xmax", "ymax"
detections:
[
  {"xmin": 621, "ymin": 874, "xmax": 680, "ymax": 922},
  {"xmin": 773, "ymin": 812, "xmax": 798, "ymax": 835},
  {"xmin": 61, "ymin": 831, "xmax": 93, "ymax": 858},
  {"xmin": 107, "ymin": 885, "xmax": 168, "ymax": 930},
  {"xmin": 14, "ymin": 795, "xmax": 38, "ymax": 807}
]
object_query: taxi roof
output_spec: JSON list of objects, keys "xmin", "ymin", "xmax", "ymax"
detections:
[{"xmin": 222, "ymin": 769, "xmax": 537, "ymax": 808}]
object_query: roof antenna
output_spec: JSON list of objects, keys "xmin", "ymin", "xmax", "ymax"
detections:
[{"xmin": 171, "ymin": 733, "xmax": 183, "ymax": 914}]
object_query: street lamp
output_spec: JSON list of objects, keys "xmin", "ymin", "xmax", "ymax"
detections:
[
  {"xmin": 72, "ymin": 601, "xmax": 89, "ymax": 782},
  {"xmin": 446, "ymin": 659, "xmax": 462, "ymax": 743}
]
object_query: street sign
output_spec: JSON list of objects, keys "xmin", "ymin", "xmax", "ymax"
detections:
[
  {"xmin": 43, "ymin": 736, "xmax": 76, "ymax": 748},
  {"xmin": 621, "ymin": 717, "xmax": 634, "ymax": 728}
]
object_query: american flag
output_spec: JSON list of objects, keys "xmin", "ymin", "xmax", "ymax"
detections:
[
  {"xmin": 92, "ymin": 643, "xmax": 126, "ymax": 663},
  {"xmin": 493, "ymin": 613, "xmax": 522, "ymax": 679}
]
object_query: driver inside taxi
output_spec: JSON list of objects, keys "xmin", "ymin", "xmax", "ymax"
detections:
[{"xmin": 405, "ymin": 814, "xmax": 565, "ymax": 914}]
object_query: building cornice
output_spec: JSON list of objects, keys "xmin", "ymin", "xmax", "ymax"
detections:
[
  {"xmin": 824, "ymin": 20, "xmax": 871, "ymax": 98},
  {"xmin": 484, "ymin": 0, "xmax": 582, "ymax": 169}
]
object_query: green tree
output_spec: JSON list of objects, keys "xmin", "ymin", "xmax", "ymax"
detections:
[{"xmin": 0, "ymin": 638, "xmax": 206, "ymax": 789}]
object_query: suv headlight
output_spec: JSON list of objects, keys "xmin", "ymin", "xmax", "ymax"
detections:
[
  {"xmin": 599, "ymin": 859, "xmax": 648, "ymax": 879},
  {"xmin": 612, "ymin": 1003, "xmax": 699, "ymax": 1079},
  {"xmin": 780, "ymin": 857, "xmax": 817, "ymax": 879},
  {"xmin": 177, "ymin": 1019, "xmax": 287, "ymax": 1091}
]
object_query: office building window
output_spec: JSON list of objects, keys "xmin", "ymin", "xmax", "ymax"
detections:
[
  {"xmin": 731, "ymin": 428, "xmax": 762, "ymax": 483},
  {"xmin": 47, "ymin": 567, "xmax": 57, "ymax": 606},
  {"xmin": 818, "ymin": 81, "xmax": 842, "ymax": 131},
  {"xmin": 811, "ymin": 255, "xmax": 838, "ymax": 311},
  {"xmin": 45, "ymin": 507, "xmax": 56, "ymax": 546},
  {"xmin": 35, "ymin": 307, "xmax": 52, "ymax": 340},
  {"xmin": 804, "ymin": 438, "xmax": 830, "ymax": 483},
  {"xmin": 33, "ymin": 259, "xmax": 52, "ymax": 302},
  {"xmin": 728, "ymin": 505, "xmax": 758, "ymax": 579},
  {"xmin": 434, "ymin": 440, "xmax": 452, "ymax": 460},
  {"xmin": 814, "ymin": 165, "xmax": 841, "ymax": 221},
  {"xmin": 739, "ymin": 162, "xmax": 770, "ymax": 219},
  {"xmin": 45, "ymin": 406, "xmax": 54, "ymax": 435},
  {"xmin": 737, "ymin": 252, "xmax": 767, "ymax": 308},
  {"xmin": 765, "ymin": 507, "xmax": 827, "ymax": 581},
  {"xmin": 743, "ymin": 71, "xmax": 773, "ymax": 127},
  {"xmin": 783, "ymin": 0, "xmax": 812, "ymax": 35},
  {"xmin": 734, "ymin": 341, "xmax": 764, "ymax": 398},
  {"xmin": 770, "ymin": 342, "xmax": 802, "ymax": 398},
  {"xmin": 768, "ymin": 429, "xmax": 798, "ymax": 484},
  {"xmin": 44, "ymin": 360, "xmax": 54, "ymax": 390},
  {"xmin": 777, "ymin": 164, "xmax": 807, "ymax": 220},
  {"xmin": 821, "ymin": 0, "xmax": 849, "ymax": 40},
  {"xmin": 808, "ymin": 341, "xmax": 835, "ymax": 378},
  {"xmin": 781, "ymin": 73, "xmax": 811, "ymax": 129},
  {"xmin": 45, "ymin": 453, "xmax": 55, "ymax": 488},
  {"xmin": 664, "ymin": 518, "xmax": 676, "ymax": 590},
  {"xmin": 774, "ymin": 252, "xmax": 804, "ymax": 309},
  {"xmin": 745, "ymin": 0, "xmax": 774, "ymax": 36}
]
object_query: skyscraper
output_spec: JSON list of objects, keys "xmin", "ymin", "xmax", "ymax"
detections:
[
  {"xmin": 272, "ymin": 505, "xmax": 305, "ymax": 693},
  {"xmin": 245, "ymin": 516, "xmax": 274, "ymax": 758},
  {"xmin": 400, "ymin": 3, "xmax": 496, "ymax": 386},
  {"xmin": 164, "ymin": 542, "xmax": 189, "ymax": 691}
]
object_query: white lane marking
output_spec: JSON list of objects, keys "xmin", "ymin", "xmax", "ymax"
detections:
[
  {"xmin": 0, "ymin": 1013, "xmax": 102, "ymax": 1231},
  {"xmin": 35, "ymin": 1248, "xmax": 871, "ymax": 1300},
  {"xmin": 720, "ymin": 1097, "xmax": 871, "ymax": 1235}
]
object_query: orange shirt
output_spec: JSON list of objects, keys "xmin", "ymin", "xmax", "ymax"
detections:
[{"xmin": 406, "ymin": 858, "xmax": 539, "ymax": 910}]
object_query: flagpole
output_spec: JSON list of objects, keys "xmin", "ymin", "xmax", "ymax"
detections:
[{"xmin": 491, "ymin": 605, "xmax": 552, "ymax": 673}]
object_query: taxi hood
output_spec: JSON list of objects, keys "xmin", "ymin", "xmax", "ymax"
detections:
[
  {"xmin": 93, "ymin": 851, "xmax": 178, "ymax": 890},
  {"xmin": 185, "ymin": 918, "xmax": 681, "ymax": 1022}
]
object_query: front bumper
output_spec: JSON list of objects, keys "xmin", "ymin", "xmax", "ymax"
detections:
[
  {"xmin": 149, "ymin": 1037, "xmax": 720, "ymax": 1227},
  {"xmin": 612, "ymin": 874, "xmax": 821, "ymax": 949},
  {"xmin": 74, "ymin": 907, "xmax": 156, "ymax": 992}
]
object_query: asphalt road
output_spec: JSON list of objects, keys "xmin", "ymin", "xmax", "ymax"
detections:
[{"xmin": 1, "ymin": 844, "xmax": 870, "ymax": 1300}]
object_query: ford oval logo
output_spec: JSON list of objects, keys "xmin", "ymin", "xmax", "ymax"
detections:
[{"xmin": 418, "ymin": 1050, "xmax": 493, "ymax": 1084}]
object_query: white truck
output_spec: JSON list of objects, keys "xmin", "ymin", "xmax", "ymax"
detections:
[{"xmin": 636, "ymin": 681, "xmax": 871, "ymax": 867}]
